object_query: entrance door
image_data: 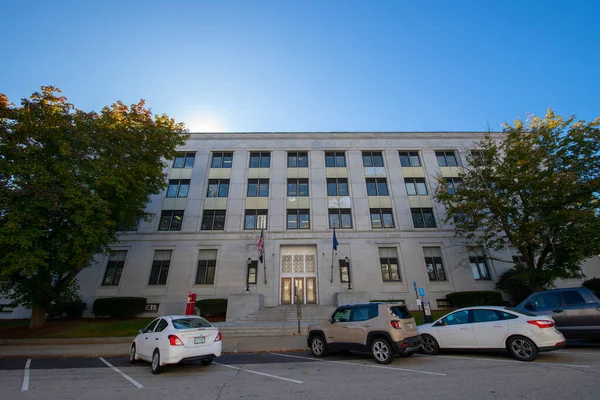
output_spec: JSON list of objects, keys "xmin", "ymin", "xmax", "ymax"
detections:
[
  {"xmin": 281, "ymin": 278, "xmax": 292, "ymax": 305},
  {"xmin": 306, "ymin": 277, "xmax": 317, "ymax": 304},
  {"xmin": 280, "ymin": 249, "xmax": 318, "ymax": 305},
  {"xmin": 294, "ymin": 278, "xmax": 304, "ymax": 304}
]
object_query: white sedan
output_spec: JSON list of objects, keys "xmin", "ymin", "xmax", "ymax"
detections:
[
  {"xmin": 129, "ymin": 315, "xmax": 222, "ymax": 374},
  {"xmin": 418, "ymin": 306, "xmax": 565, "ymax": 361}
]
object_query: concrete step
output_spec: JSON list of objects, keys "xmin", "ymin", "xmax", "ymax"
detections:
[{"xmin": 239, "ymin": 305, "xmax": 336, "ymax": 323}]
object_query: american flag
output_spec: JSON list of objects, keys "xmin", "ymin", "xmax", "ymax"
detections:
[{"xmin": 258, "ymin": 229, "xmax": 264, "ymax": 263}]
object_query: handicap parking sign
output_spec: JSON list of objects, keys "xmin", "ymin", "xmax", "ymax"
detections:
[{"xmin": 418, "ymin": 288, "xmax": 425, "ymax": 297}]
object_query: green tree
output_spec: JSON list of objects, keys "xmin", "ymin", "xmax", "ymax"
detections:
[
  {"xmin": 435, "ymin": 109, "xmax": 600, "ymax": 292},
  {"xmin": 0, "ymin": 87, "xmax": 188, "ymax": 328}
]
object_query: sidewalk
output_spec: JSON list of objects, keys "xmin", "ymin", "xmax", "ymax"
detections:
[{"xmin": 0, "ymin": 335, "xmax": 308, "ymax": 358}]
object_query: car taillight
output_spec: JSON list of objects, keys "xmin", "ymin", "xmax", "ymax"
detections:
[
  {"xmin": 390, "ymin": 321, "xmax": 402, "ymax": 329},
  {"xmin": 527, "ymin": 320, "xmax": 555, "ymax": 328},
  {"xmin": 168, "ymin": 335, "xmax": 184, "ymax": 346},
  {"xmin": 214, "ymin": 332, "xmax": 222, "ymax": 342}
]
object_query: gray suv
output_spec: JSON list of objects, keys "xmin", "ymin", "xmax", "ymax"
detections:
[{"xmin": 513, "ymin": 287, "xmax": 600, "ymax": 338}]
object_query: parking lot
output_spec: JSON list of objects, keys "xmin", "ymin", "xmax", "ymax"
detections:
[{"xmin": 2, "ymin": 346, "xmax": 600, "ymax": 400}]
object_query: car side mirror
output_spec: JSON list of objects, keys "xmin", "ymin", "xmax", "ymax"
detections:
[
  {"xmin": 525, "ymin": 302, "xmax": 536, "ymax": 310},
  {"xmin": 139, "ymin": 329, "xmax": 144, "ymax": 333},
  {"xmin": 328, "ymin": 318, "xmax": 334, "ymax": 324}
]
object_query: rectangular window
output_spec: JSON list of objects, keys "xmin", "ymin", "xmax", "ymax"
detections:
[
  {"xmin": 102, "ymin": 250, "xmax": 127, "ymax": 286},
  {"xmin": 207, "ymin": 179, "xmax": 230, "ymax": 198},
  {"xmin": 173, "ymin": 152, "xmax": 195, "ymax": 169},
  {"xmin": 244, "ymin": 209, "xmax": 268, "ymax": 230},
  {"xmin": 247, "ymin": 260, "xmax": 258, "ymax": 284},
  {"xmin": 423, "ymin": 248, "xmax": 446, "ymax": 281},
  {"xmin": 325, "ymin": 151, "xmax": 346, "ymax": 168},
  {"xmin": 201, "ymin": 210, "xmax": 226, "ymax": 231},
  {"xmin": 287, "ymin": 179, "xmax": 309, "ymax": 196},
  {"xmin": 398, "ymin": 151, "xmax": 421, "ymax": 167},
  {"xmin": 196, "ymin": 249, "xmax": 217, "ymax": 285},
  {"xmin": 249, "ymin": 152, "xmax": 270, "ymax": 168},
  {"xmin": 366, "ymin": 178, "xmax": 389, "ymax": 196},
  {"xmin": 405, "ymin": 178, "xmax": 428, "ymax": 196},
  {"xmin": 436, "ymin": 151, "xmax": 459, "ymax": 167},
  {"xmin": 339, "ymin": 259, "xmax": 350, "ymax": 283},
  {"xmin": 379, "ymin": 247, "xmax": 401, "ymax": 282},
  {"xmin": 469, "ymin": 150, "xmax": 488, "ymax": 167},
  {"xmin": 247, "ymin": 179, "xmax": 269, "ymax": 197},
  {"xmin": 211, "ymin": 152, "xmax": 233, "ymax": 168},
  {"xmin": 287, "ymin": 152, "xmax": 308, "ymax": 168},
  {"xmin": 329, "ymin": 209, "xmax": 353, "ymax": 229},
  {"xmin": 411, "ymin": 208, "xmax": 436, "ymax": 228},
  {"xmin": 444, "ymin": 177, "xmax": 462, "ymax": 195},
  {"xmin": 362, "ymin": 151, "xmax": 384, "ymax": 167},
  {"xmin": 287, "ymin": 209, "xmax": 310, "ymax": 230},
  {"xmin": 149, "ymin": 250, "xmax": 172, "ymax": 285},
  {"xmin": 166, "ymin": 179, "xmax": 190, "ymax": 198},
  {"xmin": 158, "ymin": 210, "xmax": 184, "ymax": 231},
  {"xmin": 436, "ymin": 299, "xmax": 453, "ymax": 309},
  {"xmin": 370, "ymin": 208, "xmax": 394, "ymax": 228},
  {"xmin": 326, "ymin": 178, "xmax": 349, "ymax": 196},
  {"xmin": 470, "ymin": 255, "xmax": 491, "ymax": 280}
]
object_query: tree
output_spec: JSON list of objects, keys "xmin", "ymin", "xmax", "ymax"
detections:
[
  {"xmin": 0, "ymin": 87, "xmax": 188, "ymax": 328},
  {"xmin": 435, "ymin": 109, "xmax": 600, "ymax": 292}
]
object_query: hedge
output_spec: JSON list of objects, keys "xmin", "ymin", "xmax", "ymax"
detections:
[
  {"xmin": 583, "ymin": 278, "xmax": 600, "ymax": 296},
  {"xmin": 93, "ymin": 297, "xmax": 147, "ymax": 318},
  {"xmin": 446, "ymin": 291, "xmax": 504, "ymax": 308},
  {"xmin": 195, "ymin": 298, "xmax": 228, "ymax": 317}
]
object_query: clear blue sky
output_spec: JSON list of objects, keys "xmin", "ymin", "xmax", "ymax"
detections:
[{"xmin": 1, "ymin": 0, "xmax": 598, "ymax": 132}]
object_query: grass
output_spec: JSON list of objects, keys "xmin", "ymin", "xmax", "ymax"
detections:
[
  {"xmin": 44, "ymin": 318, "xmax": 155, "ymax": 338},
  {"xmin": 0, "ymin": 319, "xmax": 30, "ymax": 329},
  {"xmin": 412, "ymin": 310, "xmax": 449, "ymax": 326}
]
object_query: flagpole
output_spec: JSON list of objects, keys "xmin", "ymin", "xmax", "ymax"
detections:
[{"xmin": 330, "ymin": 246, "xmax": 334, "ymax": 284}]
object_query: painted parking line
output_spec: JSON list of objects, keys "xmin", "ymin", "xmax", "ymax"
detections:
[
  {"xmin": 99, "ymin": 357, "xmax": 144, "ymax": 388},
  {"xmin": 214, "ymin": 362, "xmax": 303, "ymax": 384},
  {"xmin": 414, "ymin": 354, "xmax": 591, "ymax": 369},
  {"xmin": 271, "ymin": 353, "xmax": 446, "ymax": 376},
  {"xmin": 21, "ymin": 359, "xmax": 31, "ymax": 392}
]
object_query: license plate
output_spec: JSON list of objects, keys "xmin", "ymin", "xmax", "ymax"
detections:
[
  {"xmin": 408, "ymin": 323, "xmax": 414, "ymax": 329},
  {"xmin": 194, "ymin": 337, "xmax": 205, "ymax": 344}
]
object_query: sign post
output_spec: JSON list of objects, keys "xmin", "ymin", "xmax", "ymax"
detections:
[{"xmin": 418, "ymin": 287, "xmax": 426, "ymax": 320}]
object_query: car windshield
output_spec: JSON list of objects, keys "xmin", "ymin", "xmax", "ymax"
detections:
[
  {"xmin": 506, "ymin": 307, "xmax": 536, "ymax": 317},
  {"xmin": 172, "ymin": 317, "xmax": 212, "ymax": 330},
  {"xmin": 390, "ymin": 306, "xmax": 412, "ymax": 319}
]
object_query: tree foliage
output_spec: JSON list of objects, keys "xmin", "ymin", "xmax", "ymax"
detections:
[
  {"xmin": 0, "ymin": 87, "xmax": 188, "ymax": 327},
  {"xmin": 435, "ymin": 109, "xmax": 600, "ymax": 292}
]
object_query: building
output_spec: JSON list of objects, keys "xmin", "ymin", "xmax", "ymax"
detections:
[{"xmin": 6, "ymin": 131, "xmax": 599, "ymax": 320}]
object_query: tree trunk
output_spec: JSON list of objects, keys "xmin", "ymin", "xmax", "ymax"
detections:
[{"xmin": 29, "ymin": 305, "xmax": 47, "ymax": 329}]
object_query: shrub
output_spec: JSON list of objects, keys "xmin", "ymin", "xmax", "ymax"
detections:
[
  {"xmin": 446, "ymin": 291, "xmax": 504, "ymax": 308},
  {"xmin": 583, "ymin": 278, "xmax": 600, "ymax": 296},
  {"xmin": 93, "ymin": 297, "xmax": 147, "ymax": 318},
  {"xmin": 195, "ymin": 298, "xmax": 227, "ymax": 317},
  {"xmin": 48, "ymin": 286, "xmax": 87, "ymax": 319},
  {"xmin": 495, "ymin": 266, "xmax": 534, "ymax": 304}
]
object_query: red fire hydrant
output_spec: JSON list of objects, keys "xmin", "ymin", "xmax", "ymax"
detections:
[{"xmin": 185, "ymin": 292, "xmax": 197, "ymax": 316}]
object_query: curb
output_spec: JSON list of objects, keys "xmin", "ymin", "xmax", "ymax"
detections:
[{"xmin": 0, "ymin": 337, "xmax": 134, "ymax": 346}]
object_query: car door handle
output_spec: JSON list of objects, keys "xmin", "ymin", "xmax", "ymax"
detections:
[
  {"xmin": 363, "ymin": 325, "xmax": 371, "ymax": 328},
  {"xmin": 493, "ymin": 324, "xmax": 504, "ymax": 328},
  {"xmin": 553, "ymin": 309, "xmax": 563, "ymax": 313},
  {"xmin": 155, "ymin": 338, "xmax": 159, "ymax": 340},
  {"xmin": 460, "ymin": 327, "xmax": 469, "ymax": 330}
]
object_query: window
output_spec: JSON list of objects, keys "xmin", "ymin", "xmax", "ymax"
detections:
[
  {"xmin": 247, "ymin": 260, "xmax": 258, "ymax": 284},
  {"xmin": 207, "ymin": 179, "xmax": 230, "ymax": 198},
  {"xmin": 155, "ymin": 319, "xmax": 169, "ymax": 332},
  {"xmin": 530, "ymin": 292, "xmax": 562, "ymax": 308},
  {"xmin": 436, "ymin": 299, "xmax": 452, "ymax": 309},
  {"xmin": 498, "ymin": 311, "xmax": 518, "ymax": 320},
  {"xmin": 444, "ymin": 177, "xmax": 462, "ymax": 195},
  {"xmin": 201, "ymin": 210, "xmax": 226, "ymax": 230},
  {"xmin": 411, "ymin": 208, "xmax": 436, "ymax": 228},
  {"xmin": 287, "ymin": 152, "xmax": 308, "ymax": 168},
  {"xmin": 332, "ymin": 308, "xmax": 351, "ymax": 323},
  {"xmin": 339, "ymin": 259, "xmax": 350, "ymax": 283},
  {"xmin": 469, "ymin": 255, "xmax": 491, "ymax": 280},
  {"xmin": 196, "ymin": 249, "xmax": 217, "ymax": 284},
  {"xmin": 436, "ymin": 151, "xmax": 459, "ymax": 167},
  {"xmin": 287, "ymin": 209, "xmax": 310, "ymax": 229},
  {"xmin": 166, "ymin": 179, "xmax": 190, "ymax": 198},
  {"xmin": 145, "ymin": 303, "xmax": 159, "ymax": 312},
  {"xmin": 287, "ymin": 179, "xmax": 309, "ymax": 196},
  {"xmin": 473, "ymin": 309, "xmax": 500, "ymax": 323},
  {"xmin": 442, "ymin": 310, "xmax": 470, "ymax": 325},
  {"xmin": 405, "ymin": 178, "xmax": 428, "ymax": 196},
  {"xmin": 351, "ymin": 306, "xmax": 374, "ymax": 322},
  {"xmin": 173, "ymin": 152, "xmax": 195, "ymax": 169},
  {"xmin": 362, "ymin": 151, "xmax": 384, "ymax": 167},
  {"xmin": 158, "ymin": 210, "xmax": 184, "ymax": 231},
  {"xmin": 370, "ymin": 208, "xmax": 394, "ymax": 228},
  {"xmin": 117, "ymin": 216, "xmax": 141, "ymax": 232},
  {"xmin": 327, "ymin": 178, "xmax": 349, "ymax": 196},
  {"xmin": 102, "ymin": 250, "xmax": 127, "ymax": 286},
  {"xmin": 143, "ymin": 319, "xmax": 160, "ymax": 333},
  {"xmin": 563, "ymin": 290, "xmax": 586, "ymax": 305},
  {"xmin": 329, "ymin": 209, "xmax": 352, "ymax": 229},
  {"xmin": 423, "ymin": 248, "xmax": 446, "ymax": 281},
  {"xmin": 172, "ymin": 318, "xmax": 212, "ymax": 329},
  {"xmin": 325, "ymin": 151, "xmax": 346, "ymax": 167},
  {"xmin": 366, "ymin": 178, "xmax": 389, "ymax": 196},
  {"xmin": 149, "ymin": 250, "xmax": 171, "ymax": 285},
  {"xmin": 244, "ymin": 209, "xmax": 268, "ymax": 230},
  {"xmin": 379, "ymin": 247, "xmax": 401, "ymax": 282},
  {"xmin": 398, "ymin": 151, "xmax": 421, "ymax": 167},
  {"xmin": 249, "ymin": 152, "xmax": 270, "ymax": 168},
  {"xmin": 211, "ymin": 152, "xmax": 233, "ymax": 168},
  {"xmin": 247, "ymin": 179, "xmax": 269, "ymax": 197}
]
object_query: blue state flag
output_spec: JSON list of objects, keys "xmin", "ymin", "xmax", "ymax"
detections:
[{"xmin": 333, "ymin": 228, "xmax": 339, "ymax": 251}]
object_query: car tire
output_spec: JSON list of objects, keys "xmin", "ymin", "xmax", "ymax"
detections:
[
  {"xmin": 371, "ymin": 337, "xmax": 393, "ymax": 364},
  {"xmin": 151, "ymin": 349, "xmax": 162, "ymax": 374},
  {"xmin": 507, "ymin": 336, "xmax": 538, "ymax": 362},
  {"xmin": 201, "ymin": 358, "xmax": 213, "ymax": 366},
  {"xmin": 129, "ymin": 344, "xmax": 137, "ymax": 364},
  {"xmin": 420, "ymin": 334, "xmax": 440, "ymax": 355},
  {"xmin": 310, "ymin": 335, "xmax": 328, "ymax": 357}
]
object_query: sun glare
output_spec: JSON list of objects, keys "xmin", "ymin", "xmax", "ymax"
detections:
[{"xmin": 185, "ymin": 114, "xmax": 227, "ymax": 133}]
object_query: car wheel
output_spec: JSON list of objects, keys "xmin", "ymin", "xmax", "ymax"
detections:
[
  {"xmin": 201, "ymin": 358, "xmax": 213, "ymax": 366},
  {"xmin": 151, "ymin": 349, "xmax": 162, "ymax": 374},
  {"xmin": 310, "ymin": 335, "xmax": 328, "ymax": 357},
  {"xmin": 421, "ymin": 335, "xmax": 440, "ymax": 355},
  {"xmin": 507, "ymin": 336, "xmax": 538, "ymax": 362},
  {"xmin": 129, "ymin": 344, "xmax": 137, "ymax": 364},
  {"xmin": 371, "ymin": 338, "xmax": 393, "ymax": 364}
]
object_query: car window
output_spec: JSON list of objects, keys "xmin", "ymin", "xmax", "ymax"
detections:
[
  {"xmin": 172, "ymin": 317, "xmax": 212, "ymax": 329},
  {"xmin": 498, "ymin": 311, "xmax": 519, "ymax": 320},
  {"xmin": 351, "ymin": 306, "xmax": 372, "ymax": 322},
  {"xmin": 442, "ymin": 310, "xmax": 470, "ymax": 326},
  {"xmin": 562, "ymin": 290, "xmax": 586, "ymax": 306},
  {"xmin": 332, "ymin": 308, "xmax": 351, "ymax": 323},
  {"xmin": 144, "ymin": 319, "xmax": 160, "ymax": 333},
  {"xmin": 390, "ymin": 306, "xmax": 412, "ymax": 319},
  {"xmin": 473, "ymin": 309, "xmax": 500, "ymax": 323},
  {"xmin": 531, "ymin": 292, "xmax": 562, "ymax": 308},
  {"xmin": 154, "ymin": 319, "xmax": 169, "ymax": 332}
]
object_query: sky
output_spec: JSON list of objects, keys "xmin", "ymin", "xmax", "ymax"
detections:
[{"xmin": 1, "ymin": 0, "xmax": 599, "ymax": 133}]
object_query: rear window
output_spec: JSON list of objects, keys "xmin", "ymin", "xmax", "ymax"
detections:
[
  {"xmin": 172, "ymin": 318, "xmax": 212, "ymax": 330},
  {"xmin": 389, "ymin": 306, "xmax": 412, "ymax": 319}
]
